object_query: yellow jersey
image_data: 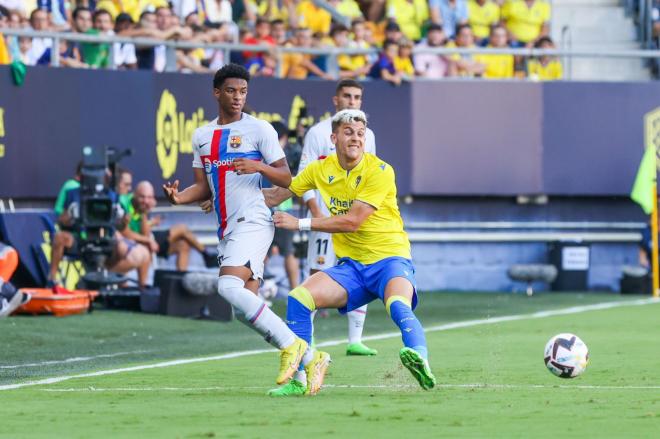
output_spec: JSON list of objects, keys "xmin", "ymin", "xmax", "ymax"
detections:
[
  {"xmin": 395, "ymin": 56, "xmax": 415, "ymax": 77},
  {"xmin": 527, "ymin": 58, "xmax": 563, "ymax": 80},
  {"xmin": 474, "ymin": 52, "xmax": 514, "ymax": 78},
  {"xmin": 96, "ymin": 0, "xmax": 169, "ymax": 21},
  {"xmin": 386, "ymin": 0, "xmax": 429, "ymax": 41},
  {"xmin": 502, "ymin": 0, "xmax": 551, "ymax": 43},
  {"xmin": 257, "ymin": 0, "xmax": 290, "ymax": 22},
  {"xmin": 468, "ymin": 0, "xmax": 501, "ymax": 40},
  {"xmin": 336, "ymin": 0, "xmax": 364, "ymax": 18},
  {"xmin": 281, "ymin": 44, "xmax": 311, "ymax": 79},
  {"xmin": 296, "ymin": 1, "xmax": 332, "ymax": 35},
  {"xmin": 289, "ymin": 153, "xmax": 411, "ymax": 264},
  {"xmin": 0, "ymin": 35, "xmax": 10, "ymax": 65}
]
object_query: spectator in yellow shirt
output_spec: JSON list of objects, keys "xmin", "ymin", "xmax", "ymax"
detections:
[
  {"xmin": 296, "ymin": 0, "xmax": 332, "ymax": 35},
  {"xmin": 502, "ymin": 0, "xmax": 551, "ymax": 46},
  {"xmin": 281, "ymin": 27, "xmax": 334, "ymax": 79},
  {"xmin": 351, "ymin": 18, "xmax": 373, "ymax": 68},
  {"xmin": 447, "ymin": 24, "xmax": 485, "ymax": 77},
  {"xmin": 467, "ymin": 0, "xmax": 500, "ymax": 45},
  {"xmin": 386, "ymin": 0, "xmax": 429, "ymax": 41},
  {"xmin": 473, "ymin": 24, "xmax": 514, "ymax": 78},
  {"xmin": 527, "ymin": 36, "xmax": 562, "ymax": 80},
  {"xmin": 394, "ymin": 38, "xmax": 415, "ymax": 79},
  {"xmin": 329, "ymin": 0, "xmax": 364, "ymax": 19},
  {"xmin": 257, "ymin": 0, "xmax": 295, "ymax": 24},
  {"xmin": 331, "ymin": 24, "xmax": 371, "ymax": 79},
  {"xmin": 0, "ymin": 33, "xmax": 10, "ymax": 65},
  {"xmin": 95, "ymin": 0, "xmax": 169, "ymax": 22}
]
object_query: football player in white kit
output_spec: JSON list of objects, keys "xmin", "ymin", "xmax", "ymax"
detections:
[
  {"xmin": 298, "ymin": 80, "xmax": 378, "ymax": 357},
  {"xmin": 163, "ymin": 64, "xmax": 307, "ymax": 386}
]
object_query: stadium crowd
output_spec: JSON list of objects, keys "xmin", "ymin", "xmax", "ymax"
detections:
[{"xmin": 0, "ymin": 0, "xmax": 563, "ymax": 80}]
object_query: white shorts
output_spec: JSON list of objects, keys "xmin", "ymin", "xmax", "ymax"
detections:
[
  {"xmin": 307, "ymin": 231, "xmax": 337, "ymax": 271},
  {"xmin": 217, "ymin": 222, "xmax": 274, "ymax": 280}
]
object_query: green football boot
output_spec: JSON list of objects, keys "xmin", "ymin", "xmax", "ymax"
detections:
[
  {"xmin": 267, "ymin": 379, "xmax": 306, "ymax": 397},
  {"xmin": 399, "ymin": 347, "xmax": 436, "ymax": 390},
  {"xmin": 346, "ymin": 342, "xmax": 378, "ymax": 356}
]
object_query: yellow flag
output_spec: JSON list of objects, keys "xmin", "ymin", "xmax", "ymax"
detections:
[{"xmin": 631, "ymin": 146, "xmax": 656, "ymax": 214}]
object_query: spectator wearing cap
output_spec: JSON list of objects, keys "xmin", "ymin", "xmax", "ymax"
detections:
[
  {"xmin": 383, "ymin": 20, "xmax": 402, "ymax": 44},
  {"xmin": 430, "ymin": 0, "xmax": 468, "ymax": 40},
  {"xmin": 369, "ymin": 39, "xmax": 403, "ymax": 85},
  {"xmin": 473, "ymin": 24, "xmax": 513, "ymax": 78},
  {"xmin": 281, "ymin": 27, "xmax": 333, "ymax": 79},
  {"xmin": 446, "ymin": 23, "xmax": 485, "ymax": 77},
  {"xmin": 296, "ymin": 0, "xmax": 332, "ymax": 35},
  {"xmin": 502, "ymin": 0, "xmax": 551, "ymax": 47},
  {"xmin": 386, "ymin": 0, "xmax": 429, "ymax": 41},
  {"xmin": 467, "ymin": 0, "xmax": 500, "ymax": 45},
  {"xmin": 527, "ymin": 36, "xmax": 562, "ymax": 80},
  {"xmin": 413, "ymin": 23, "xmax": 455, "ymax": 78}
]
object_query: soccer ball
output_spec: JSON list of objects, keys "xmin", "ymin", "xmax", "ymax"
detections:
[{"xmin": 543, "ymin": 333, "xmax": 589, "ymax": 378}]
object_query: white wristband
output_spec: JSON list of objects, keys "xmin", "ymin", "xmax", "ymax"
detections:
[{"xmin": 298, "ymin": 218, "xmax": 312, "ymax": 231}]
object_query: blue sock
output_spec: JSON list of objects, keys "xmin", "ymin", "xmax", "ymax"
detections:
[
  {"xmin": 286, "ymin": 287, "xmax": 316, "ymax": 344},
  {"xmin": 387, "ymin": 296, "xmax": 428, "ymax": 360}
]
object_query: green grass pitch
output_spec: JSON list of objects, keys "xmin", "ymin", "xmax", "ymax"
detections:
[{"xmin": 1, "ymin": 292, "xmax": 659, "ymax": 438}]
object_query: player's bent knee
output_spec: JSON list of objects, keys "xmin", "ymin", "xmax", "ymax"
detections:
[
  {"xmin": 289, "ymin": 286, "xmax": 316, "ymax": 311},
  {"xmin": 217, "ymin": 275, "xmax": 247, "ymax": 302},
  {"xmin": 385, "ymin": 295, "xmax": 411, "ymax": 316}
]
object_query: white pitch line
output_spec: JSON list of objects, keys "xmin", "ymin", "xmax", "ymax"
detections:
[
  {"xmin": 0, "ymin": 351, "xmax": 152, "ymax": 369},
  {"xmin": 40, "ymin": 383, "xmax": 660, "ymax": 393},
  {"xmin": 1, "ymin": 297, "xmax": 657, "ymax": 392}
]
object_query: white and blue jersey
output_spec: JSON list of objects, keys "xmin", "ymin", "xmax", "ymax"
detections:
[{"xmin": 192, "ymin": 113, "xmax": 285, "ymax": 240}]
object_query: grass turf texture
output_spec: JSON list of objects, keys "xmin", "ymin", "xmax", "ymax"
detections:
[{"xmin": 2, "ymin": 292, "xmax": 659, "ymax": 438}]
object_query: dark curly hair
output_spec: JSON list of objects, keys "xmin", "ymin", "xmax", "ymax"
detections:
[{"xmin": 213, "ymin": 63, "xmax": 251, "ymax": 89}]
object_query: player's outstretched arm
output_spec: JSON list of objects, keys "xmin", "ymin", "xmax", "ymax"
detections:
[
  {"xmin": 263, "ymin": 187, "xmax": 294, "ymax": 208},
  {"xmin": 273, "ymin": 200, "xmax": 375, "ymax": 233},
  {"xmin": 162, "ymin": 168, "xmax": 211, "ymax": 206}
]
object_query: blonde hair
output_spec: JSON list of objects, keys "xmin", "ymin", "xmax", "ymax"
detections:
[{"xmin": 331, "ymin": 109, "xmax": 368, "ymax": 132}]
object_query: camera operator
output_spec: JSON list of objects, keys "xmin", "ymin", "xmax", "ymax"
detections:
[
  {"xmin": 119, "ymin": 180, "xmax": 217, "ymax": 271},
  {"xmin": 47, "ymin": 167, "xmax": 151, "ymax": 289}
]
